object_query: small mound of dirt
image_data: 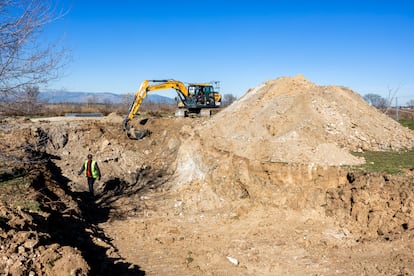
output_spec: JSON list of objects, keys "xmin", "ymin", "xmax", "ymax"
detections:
[
  {"xmin": 197, "ymin": 75, "xmax": 414, "ymax": 166},
  {"xmin": 102, "ymin": 112, "xmax": 124, "ymax": 123}
]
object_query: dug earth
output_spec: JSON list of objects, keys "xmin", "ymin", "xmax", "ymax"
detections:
[{"xmin": 1, "ymin": 75, "xmax": 414, "ymax": 275}]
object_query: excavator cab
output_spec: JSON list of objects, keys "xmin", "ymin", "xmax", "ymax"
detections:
[{"xmin": 188, "ymin": 84, "xmax": 221, "ymax": 107}]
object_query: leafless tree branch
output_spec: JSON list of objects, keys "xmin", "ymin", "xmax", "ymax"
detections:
[{"xmin": 0, "ymin": 0, "xmax": 68, "ymax": 103}]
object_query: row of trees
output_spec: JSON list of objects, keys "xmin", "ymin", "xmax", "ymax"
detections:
[
  {"xmin": 363, "ymin": 93, "xmax": 414, "ymax": 109},
  {"xmin": 1, "ymin": 87, "xmax": 239, "ymax": 116}
]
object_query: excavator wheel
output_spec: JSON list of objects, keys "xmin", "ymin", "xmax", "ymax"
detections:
[
  {"xmin": 200, "ymin": 109, "xmax": 212, "ymax": 117},
  {"xmin": 175, "ymin": 109, "xmax": 187, "ymax": 117}
]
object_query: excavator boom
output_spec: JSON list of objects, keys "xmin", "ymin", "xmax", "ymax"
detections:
[
  {"xmin": 123, "ymin": 79, "xmax": 221, "ymax": 139},
  {"xmin": 124, "ymin": 79, "xmax": 188, "ymax": 125}
]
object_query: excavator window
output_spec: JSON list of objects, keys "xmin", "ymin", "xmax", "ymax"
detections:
[
  {"xmin": 188, "ymin": 86, "xmax": 196, "ymax": 95},
  {"xmin": 203, "ymin": 86, "xmax": 211, "ymax": 93}
]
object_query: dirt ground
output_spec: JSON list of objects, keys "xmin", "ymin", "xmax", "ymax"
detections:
[{"xmin": 1, "ymin": 75, "xmax": 414, "ymax": 275}]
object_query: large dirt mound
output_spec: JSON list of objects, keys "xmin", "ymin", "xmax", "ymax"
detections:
[{"xmin": 198, "ymin": 75, "xmax": 414, "ymax": 166}]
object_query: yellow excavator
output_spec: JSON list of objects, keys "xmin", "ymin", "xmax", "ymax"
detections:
[{"xmin": 123, "ymin": 79, "xmax": 221, "ymax": 139}]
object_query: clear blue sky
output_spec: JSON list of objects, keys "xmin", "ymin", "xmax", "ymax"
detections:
[{"xmin": 44, "ymin": 0, "xmax": 414, "ymax": 104}]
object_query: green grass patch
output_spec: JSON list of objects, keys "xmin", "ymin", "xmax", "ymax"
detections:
[
  {"xmin": 352, "ymin": 149, "xmax": 414, "ymax": 174},
  {"xmin": 185, "ymin": 256, "xmax": 194, "ymax": 264},
  {"xmin": 185, "ymin": 251, "xmax": 194, "ymax": 265},
  {"xmin": 399, "ymin": 119, "xmax": 414, "ymax": 130},
  {"xmin": 0, "ymin": 178, "xmax": 40, "ymax": 211},
  {"xmin": 21, "ymin": 200, "xmax": 41, "ymax": 212},
  {"xmin": 0, "ymin": 176, "xmax": 28, "ymax": 190}
]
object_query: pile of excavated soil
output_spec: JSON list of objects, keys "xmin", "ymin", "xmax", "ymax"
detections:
[
  {"xmin": 197, "ymin": 75, "xmax": 414, "ymax": 166},
  {"xmin": 2, "ymin": 100, "xmax": 414, "ymax": 274}
]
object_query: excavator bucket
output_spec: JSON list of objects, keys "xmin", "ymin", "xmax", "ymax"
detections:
[
  {"xmin": 123, "ymin": 118, "xmax": 150, "ymax": 140},
  {"xmin": 126, "ymin": 128, "xmax": 150, "ymax": 140}
]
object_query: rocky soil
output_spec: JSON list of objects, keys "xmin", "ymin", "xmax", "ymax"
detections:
[
  {"xmin": 198, "ymin": 75, "xmax": 414, "ymax": 166},
  {"xmin": 1, "ymin": 75, "xmax": 414, "ymax": 275}
]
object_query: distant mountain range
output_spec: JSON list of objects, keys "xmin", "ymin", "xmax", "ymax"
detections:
[{"xmin": 39, "ymin": 91, "xmax": 175, "ymax": 104}]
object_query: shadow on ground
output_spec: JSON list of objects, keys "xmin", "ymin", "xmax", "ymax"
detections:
[{"xmin": 31, "ymin": 159, "xmax": 146, "ymax": 275}]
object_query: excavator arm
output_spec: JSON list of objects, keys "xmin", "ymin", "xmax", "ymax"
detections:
[{"xmin": 123, "ymin": 79, "xmax": 189, "ymax": 138}]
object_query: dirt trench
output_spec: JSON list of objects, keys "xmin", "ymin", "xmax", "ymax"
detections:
[
  {"xmin": 0, "ymin": 158, "xmax": 150, "ymax": 275},
  {"xmin": 1, "ymin": 113, "xmax": 414, "ymax": 275},
  {"xmin": 0, "ymin": 116, "xmax": 159, "ymax": 275}
]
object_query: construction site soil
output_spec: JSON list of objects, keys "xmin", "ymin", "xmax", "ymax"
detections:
[{"xmin": 1, "ymin": 75, "xmax": 414, "ymax": 275}]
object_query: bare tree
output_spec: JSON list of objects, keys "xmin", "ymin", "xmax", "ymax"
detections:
[
  {"xmin": 103, "ymin": 98, "xmax": 112, "ymax": 108},
  {"xmin": 222, "ymin": 93, "xmax": 238, "ymax": 107},
  {"xmin": 87, "ymin": 95, "xmax": 98, "ymax": 108},
  {"xmin": 22, "ymin": 84, "xmax": 40, "ymax": 114},
  {"xmin": 0, "ymin": 0, "xmax": 67, "ymax": 102},
  {"xmin": 383, "ymin": 85, "xmax": 401, "ymax": 115},
  {"xmin": 0, "ymin": 84, "xmax": 41, "ymax": 115},
  {"xmin": 122, "ymin": 93, "xmax": 134, "ymax": 110},
  {"xmin": 363, "ymin": 93, "xmax": 388, "ymax": 109}
]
